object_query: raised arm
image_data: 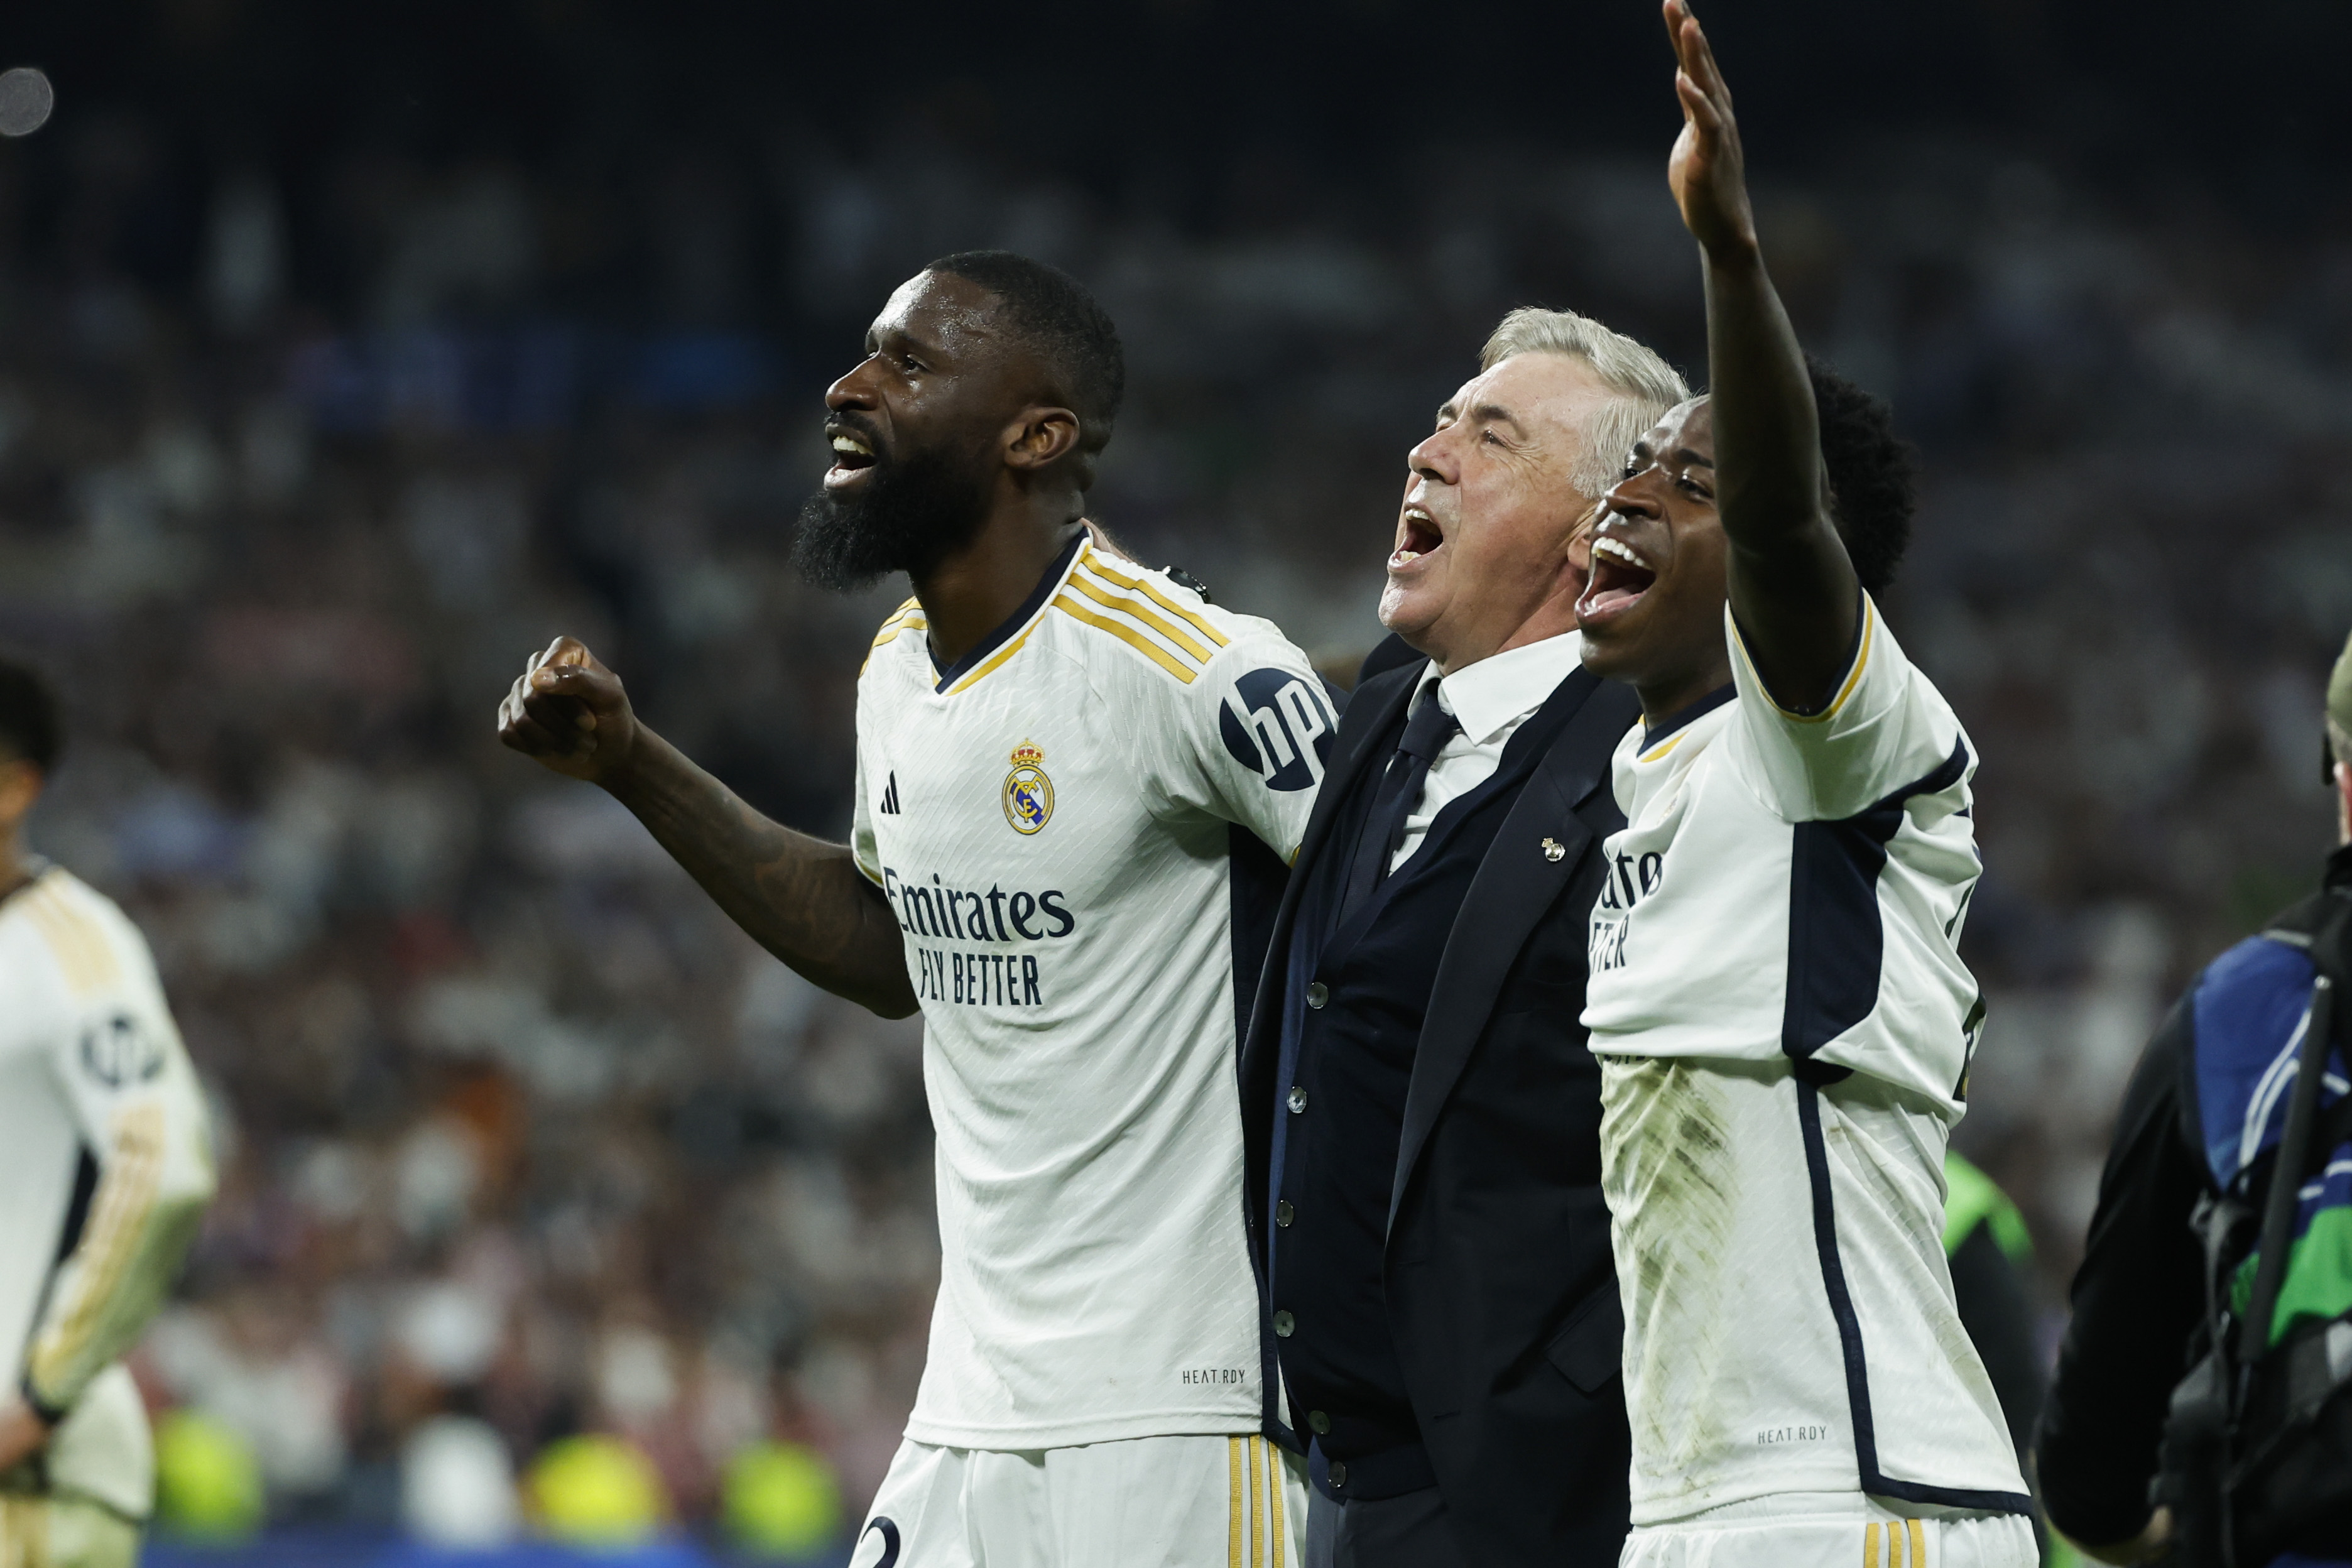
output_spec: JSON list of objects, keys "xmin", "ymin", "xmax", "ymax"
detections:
[
  {"xmin": 499, "ymin": 638, "xmax": 918, "ymax": 1018},
  {"xmin": 1665, "ymin": 0, "xmax": 1859, "ymax": 710}
]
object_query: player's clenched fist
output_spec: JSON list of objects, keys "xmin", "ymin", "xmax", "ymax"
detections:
[{"xmin": 497, "ymin": 636, "xmax": 642, "ymax": 785}]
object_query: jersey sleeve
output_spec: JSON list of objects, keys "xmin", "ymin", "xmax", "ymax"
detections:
[
  {"xmin": 850, "ymin": 736, "xmax": 883, "ymax": 886},
  {"xmin": 24, "ymin": 903, "xmax": 215, "ymax": 1420},
  {"xmin": 1143, "ymin": 623, "xmax": 1337, "ymax": 861},
  {"xmin": 1725, "ymin": 592, "xmax": 1971, "ymax": 823}
]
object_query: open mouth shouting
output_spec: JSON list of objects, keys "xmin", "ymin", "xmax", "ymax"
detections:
[
  {"xmin": 1576, "ymin": 531, "xmax": 1658, "ymax": 627},
  {"xmin": 1389, "ymin": 506, "xmax": 1444, "ymax": 572},
  {"xmin": 824, "ymin": 422, "xmax": 882, "ymax": 491}
]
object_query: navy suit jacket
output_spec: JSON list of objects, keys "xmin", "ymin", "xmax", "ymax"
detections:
[{"xmin": 1238, "ymin": 634, "xmax": 1640, "ymax": 1564}]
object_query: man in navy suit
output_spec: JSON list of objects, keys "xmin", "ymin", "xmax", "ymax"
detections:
[{"xmin": 1238, "ymin": 307, "xmax": 1684, "ymax": 1567}]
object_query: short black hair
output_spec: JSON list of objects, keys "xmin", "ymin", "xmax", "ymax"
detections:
[
  {"xmin": 1808, "ymin": 356, "xmax": 1914, "ymax": 594},
  {"xmin": 925, "ymin": 250, "xmax": 1124, "ymax": 459},
  {"xmin": 0, "ymin": 657, "xmax": 60, "ymax": 771}
]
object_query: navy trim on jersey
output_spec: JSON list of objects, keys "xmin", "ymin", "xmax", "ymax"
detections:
[
  {"xmin": 1780, "ymin": 738, "xmax": 1970, "ymax": 1059},
  {"xmin": 858, "ymin": 1518, "xmax": 901, "ymax": 1568},
  {"xmin": 1796, "ymin": 1079, "xmax": 2035, "ymax": 1515},
  {"xmin": 1638, "ymin": 682, "xmax": 1734, "ymax": 753},
  {"xmin": 1782, "ymin": 733, "xmax": 2028, "ymax": 1513},
  {"xmin": 928, "ymin": 531, "xmax": 1086, "ymax": 692}
]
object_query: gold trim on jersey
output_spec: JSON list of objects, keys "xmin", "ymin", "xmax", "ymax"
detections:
[
  {"xmin": 1052, "ymin": 595, "xmax": 1197, "ymax": 683},
  {"xmin": 1077, "ymin": 551, "xmax": 1230, "ymax": 650},
  {"xmin": 869, "ymin": 597, "xmax": 927, "ymax": 647},
  {"xmin": 1050, "ymin": 547, "xmax": 1229, "ymax": 685},
  {"xmin": 18, "ymin": 877, "xmax": 119, "ymax": 998},
  {"xmin": 1065, "ymin": 570, "xmax": 1215, "ymax": 663},
  {"xmin": 1636, "ymin": 730, "xmax": 1689, "ymax": 765},
  {"xmin": 941, "ymin": 618, "xmax": 1047, "ymax": 695},
  {"xmin": 28, "ymin": 1103, "xmax": 165, "ymax": 1400},
  {"xmin": 863, "ymin": 599, "xmax": 930, "ymax": 674},
  {"xmin": 1739, "ymin": 594, "xmax": 1876, "ymax": 724}
]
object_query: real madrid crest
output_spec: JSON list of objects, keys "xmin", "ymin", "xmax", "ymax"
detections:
[{"xmin": 1001, "ymin": 741, "xmax": 1054, "ymax": 835}]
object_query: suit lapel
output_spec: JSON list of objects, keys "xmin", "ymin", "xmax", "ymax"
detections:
[
  {"xmin": 1239, "ymin": 661, "xmax": 1423, "ymax": 1085},
  {"xmin": 1386, "ymin": 671, "xmax": 1639, "ymax": 1233}
]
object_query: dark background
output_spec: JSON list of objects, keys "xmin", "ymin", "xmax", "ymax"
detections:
[{"xmin": 2, "ymin": 0, "xmax": 2346, "ymax": 1552}]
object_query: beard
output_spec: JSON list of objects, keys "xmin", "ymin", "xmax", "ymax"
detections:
[{"xmin": 792, "ymin": 433, "xmax": 994, "ymax": 593}]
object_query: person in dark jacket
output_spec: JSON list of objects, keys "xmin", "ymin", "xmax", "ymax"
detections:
[
  {"xmin": 2037, "ymin": 629, "xmax": 2352, "ymax": 1566},
  {"xmin": 1237, "ymin": 304, "xmax": 1685, "ymax": 1568}
]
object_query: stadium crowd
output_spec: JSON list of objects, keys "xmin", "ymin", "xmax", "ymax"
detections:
[{"xmin": 0, "ymin": 99, "xmax": 2344, "ymax": 1549}]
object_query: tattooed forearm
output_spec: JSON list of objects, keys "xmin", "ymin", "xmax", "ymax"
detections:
[{"xmin": 606, "ymin": 729, "xmax": 918, "ymax": 1017}]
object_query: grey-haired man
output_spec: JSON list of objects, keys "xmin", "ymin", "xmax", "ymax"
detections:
[{"xmin": 1238, "ymin": 307, "xmax": 1685, "ymax": 1567}]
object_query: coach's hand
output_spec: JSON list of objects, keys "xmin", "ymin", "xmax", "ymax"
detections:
[
  {"xmin": 498, "ymin": 637, "xmax": 643, "ymax": 787},
  {"xmin": 1663, "ymin": 0, "xmax": 1756, "ymax": 259}
]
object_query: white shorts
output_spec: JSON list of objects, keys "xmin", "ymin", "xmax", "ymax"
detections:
[
  {"xmin": 1620, "ymin": 1492, "xmax": 2037, "ymax": 1568},
  {"xmin": 850, "ymin": 1432, "xmax": 1306, "ymax": 1568},
  {"xmin": 0, "ymin": 1494, "xmax": 141, "ymax": 1568}
]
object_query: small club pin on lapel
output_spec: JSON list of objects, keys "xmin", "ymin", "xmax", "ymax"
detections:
[{"xmin": 1540, "ymin": 837, "xmax": 1565, "ymax": 863}]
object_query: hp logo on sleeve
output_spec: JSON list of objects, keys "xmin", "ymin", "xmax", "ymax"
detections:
[{"xmin": 1219, "ymin": 668, "xmax": 1336, "ymax": 792}]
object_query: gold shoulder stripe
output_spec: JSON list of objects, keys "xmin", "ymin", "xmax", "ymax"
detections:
[
  {"xmin": 1052, "ymin": 595, "xmax": 1195, "ymax": 683},
  {"xmin": 22, "ymin": 881, "xmax": 118, "ymax": 996},
  {"xmin": 1077, "ymin": 550, "xmax": 1229, "ymax": 648},
  {"xmin": 1065, "ymin": 571, "xmax": 1212, "ymax": 663},
  {"xmin": 870, "ymin": 611, "xmax": 928, "ymax": 648}
]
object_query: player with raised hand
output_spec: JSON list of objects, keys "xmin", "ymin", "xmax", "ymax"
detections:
[
  {"xmin": 499, "ymin": 251, "xmax": 1322, "ymax": 1567},
  {"xmin": 1572, "ymin": 7, "xmax": 2035, "ymax": 1565}
]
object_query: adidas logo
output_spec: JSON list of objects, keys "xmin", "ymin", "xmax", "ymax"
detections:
[{"xmin": 879, "ymin": 773, "xmax": 901, "ymax": 815}]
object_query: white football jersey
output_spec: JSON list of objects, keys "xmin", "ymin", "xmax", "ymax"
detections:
[
  {"xmin": 1582, "ymin": 597, "xmax": 2028, "ymax": 1523},
  {"xmin": 0, "ymin": 866, "xmax": 214, "ymax": 1520},
  {"xmin": 851, "ymin": 536, "xmax": 1334, "ymax": 1449}
]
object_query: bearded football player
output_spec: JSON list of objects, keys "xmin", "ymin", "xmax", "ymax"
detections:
[{"xmin": 500, "ymin": 252, "xmax": 1327, "ymax": 1566}]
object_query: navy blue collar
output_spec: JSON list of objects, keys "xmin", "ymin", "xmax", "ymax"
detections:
[
  {"xmin": 928, "ymin": 531, "xmax": 1086, "ymax": 693},
  {"xmin": 1640, "ymin": 682, "xmax": 1735, "ymax": 751}
]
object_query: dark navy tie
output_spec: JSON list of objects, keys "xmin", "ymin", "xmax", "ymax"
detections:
[{"xmin": 1340, "ymin": 691, "xmax": 1462, "ymax": 920}]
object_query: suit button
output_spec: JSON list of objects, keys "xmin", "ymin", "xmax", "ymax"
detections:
[
  {"xmin": 1272, "ymin": 1310, "xmax": 1295, "ymax": 1337},
  {"xmin": 1287, "ymin": 1085, "xmax": 1307, "ymax": 1114},
  {"xmin": 1307, "ymin": 1410, "xmax": 1330, "ymax": 1435},
  {"xmin": 1327, "ymin": 1461, "xmax": 1348, "ymax": 1489},
  {"xmin": 1275, "ymin": 1200, "xmax": 1293, "ymax": 1228},
  {"xmin": 1305, "ymin": 981, "xmax": 1329, "ymax": 1009}
]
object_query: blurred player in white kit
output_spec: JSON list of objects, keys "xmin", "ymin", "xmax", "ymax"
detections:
[
  {"xmin": 501, "ymin": 252, "xmax": 1320, "ymax": 1567},
  {"xmin": 0, "ymin": 659, "xmax": 216, "ymax": 1567}
]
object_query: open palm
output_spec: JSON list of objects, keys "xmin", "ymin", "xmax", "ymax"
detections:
[{"xmin": 1663, "ymin": 0, "xmax": 1756, "ymax": 258}]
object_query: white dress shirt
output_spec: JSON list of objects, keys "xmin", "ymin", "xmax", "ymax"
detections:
[{"xmin": 1390, "ymin": 631, "xmax": 1586, "ymax": 872}]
